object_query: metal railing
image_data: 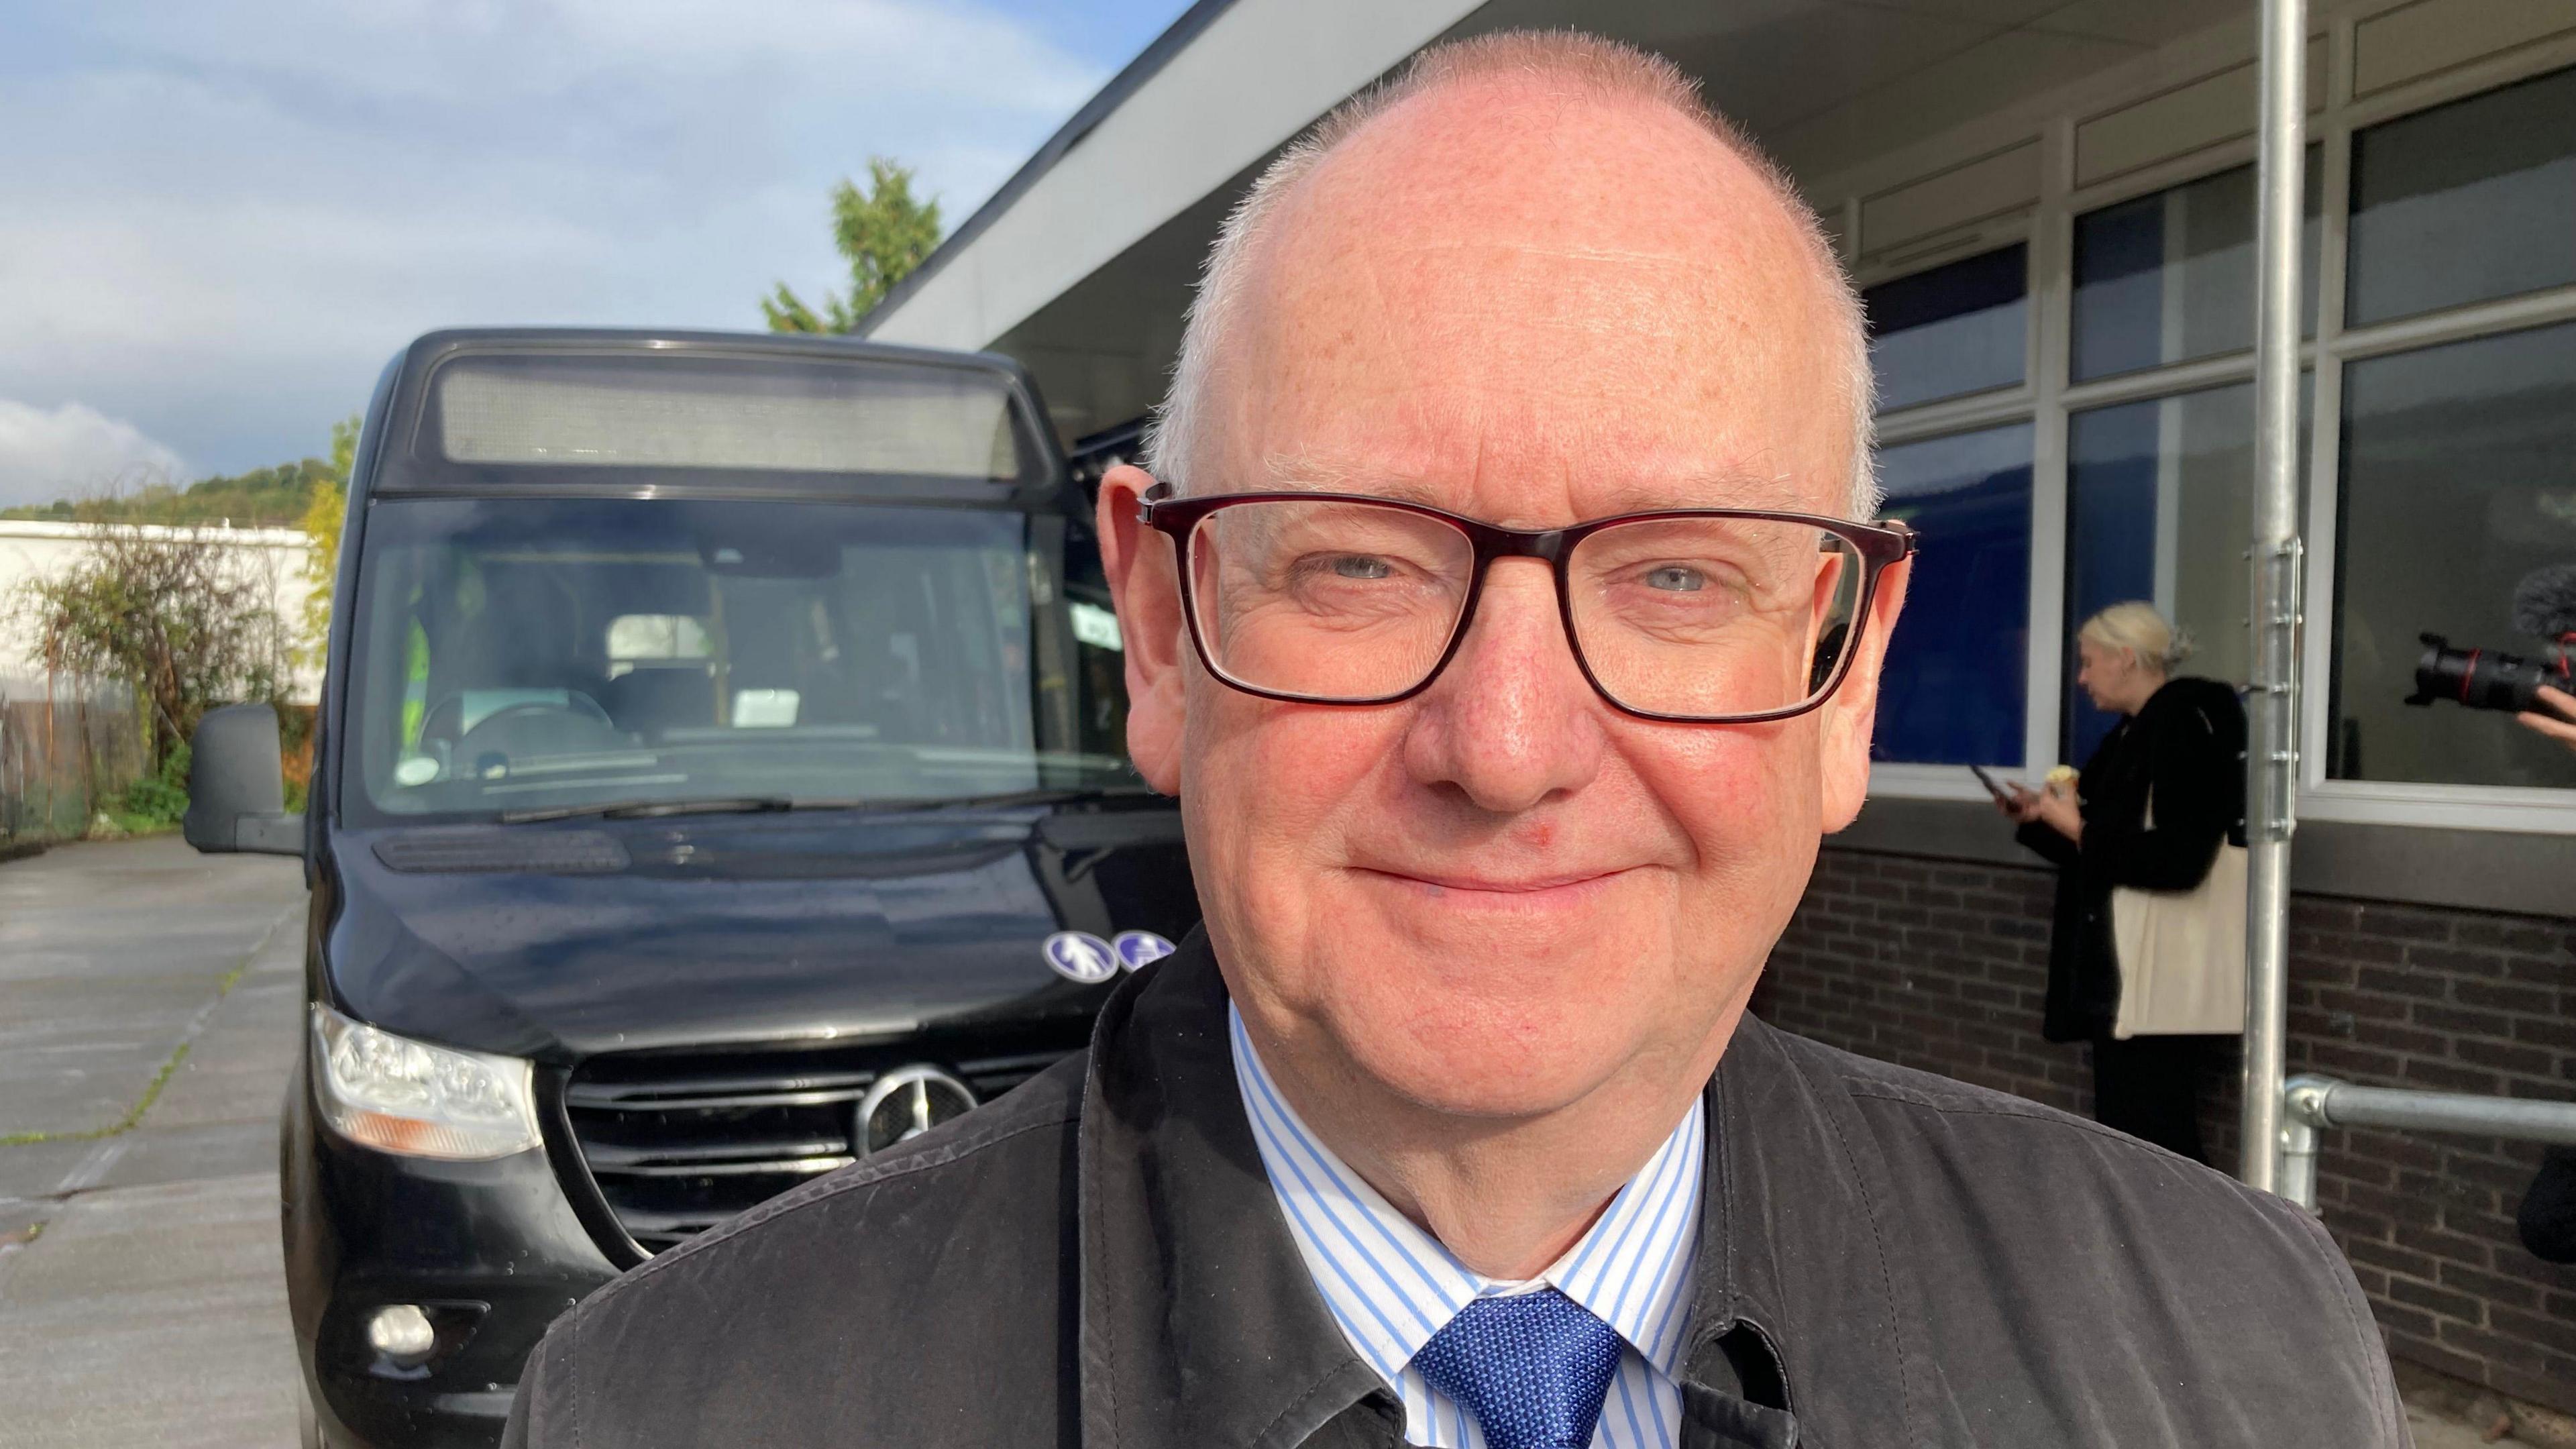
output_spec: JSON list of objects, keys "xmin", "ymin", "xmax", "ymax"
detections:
[{"xmin": 2277, "ymin": 1075, "xmax": 2576, "ymax": 1211}]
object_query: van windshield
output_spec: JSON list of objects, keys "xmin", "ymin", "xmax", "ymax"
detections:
[{"xmin": 340, "ymin": 495, "xmax": 1138, "ymax": 824}]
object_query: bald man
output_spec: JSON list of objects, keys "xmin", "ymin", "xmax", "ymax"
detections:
[{"xmin": 506, "ymin": 33, "xmax": 2401, "ymax": 1449}]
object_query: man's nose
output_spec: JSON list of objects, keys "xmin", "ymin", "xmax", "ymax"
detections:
[{"xmin": 1399, "ymin": 558, "xmax": 1607, "ymax": 814}]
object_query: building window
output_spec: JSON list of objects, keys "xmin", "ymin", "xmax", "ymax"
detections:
[
  {"xmin": 2062, "ymin": 382, "xmax": 2324, "ymax": 765},
  {"xmin": 2328, "ymin": 321, "xmax": 2576, "ymax": 790},
  {"xmin": 2066, "ymin": 386, "xmax": 2250, "ymax": 761},
  {"xmin": 1864, "ymin": 244, "xmax": 2028, "ymax": 411},
  {"xmin": 1843, "ymin": 51, "xmax": 2576, "ymax": 817},
  {"xmin": 2346, "ymin": 63, "xmax": 2576, "ymax": 327},
  {"xmin": 1874, "ymin": 423, "xmax": 2032, "ymax": 765},
  {"xmin": 2070, "ymin": 154, "xmax": 2319, "ymax": 382}
]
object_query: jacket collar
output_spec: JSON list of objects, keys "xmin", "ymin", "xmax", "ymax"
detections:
[
  {"xmin": 1686, "ymin": 1016, "xmax": 1923, "ymax": 1446},
  {"xmin": 1077, "ymin": 930, "xmax": 1391, "ymax": 1449},
  {"xmin": 1076, "ymin": 930, "xmax": 1921, "ymax": 1449}
]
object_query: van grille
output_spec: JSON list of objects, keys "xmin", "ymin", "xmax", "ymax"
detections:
[{"xmin": 562, "ymin": 1033, "xmax": 1079, "ymax": 1255}]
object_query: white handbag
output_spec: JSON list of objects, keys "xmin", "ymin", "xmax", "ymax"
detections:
[{"xmin": 2108, "ymin": 789, "xmax": 2249, "ymax": 1038}]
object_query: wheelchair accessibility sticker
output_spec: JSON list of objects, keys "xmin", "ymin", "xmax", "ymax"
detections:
[{"xmin": 1113, "ymin": 930, "xmax": 1177, "ymax": 971}]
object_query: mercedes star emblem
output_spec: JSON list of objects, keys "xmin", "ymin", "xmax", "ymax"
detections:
[{"xmin": 854, "ymin": 1065, "xmax": 978, "ymax": 1155}]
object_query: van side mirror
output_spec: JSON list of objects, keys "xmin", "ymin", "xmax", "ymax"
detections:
[{"xmin": 184, "ymin": 703, "xmax": 305, "ymax": 856}]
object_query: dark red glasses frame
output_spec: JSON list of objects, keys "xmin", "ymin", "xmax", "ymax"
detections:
[{"xmin": 1136, "ymin": 483, "xmax": 1919, "ymax": 724}]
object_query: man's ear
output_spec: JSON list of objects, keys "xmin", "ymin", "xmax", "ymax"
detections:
[
  {"xmin": 1097, "ymin": 464, "xmax": 1187, "ymax": 795},
  {"xmin": 1818, "ymin": 553, "xmax": 1911, "ymax": 831}
]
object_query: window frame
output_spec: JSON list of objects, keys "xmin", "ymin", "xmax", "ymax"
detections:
[{"xmin": 1843, "ymin": 21, "xmax": 2576, "ymax": 832}]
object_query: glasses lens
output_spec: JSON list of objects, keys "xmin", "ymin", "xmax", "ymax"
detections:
[
  {"xmin": 1568, "ymin": 518, "xmax": 1865, "ymax": 718},
  {"xmin": 1184, "ymin": 498, "xmax": 1473, "ymax": 700}
]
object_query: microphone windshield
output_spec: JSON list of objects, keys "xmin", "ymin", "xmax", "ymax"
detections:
[{"xmin": 2512, "ymin": 564, "xmax": 2576, "ymax": 639}]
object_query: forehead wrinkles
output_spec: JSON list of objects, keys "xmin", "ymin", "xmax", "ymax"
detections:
[
  {"xmin": 1222, "ymin": 232, "xmax": 1839, "ymax": 516},
  {"xmin": 1258, "ymin": 445, "xmax": 1815, "ymax": 521},
  {"xmin": 1328, "ymin": 241, "xmax": 1739, "ymax": 368},
  {"xmin": 1242, "ymin": 233, "xmax": 1820, "ymax": 406}
]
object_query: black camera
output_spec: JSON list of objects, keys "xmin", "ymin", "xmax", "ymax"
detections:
[
  {"xmin": 2406, "ymin": 565, "xmax": 2576, "ymax": 714},
  {"xmin": 2406, "ymin": 634, "xmax": 2571, "ymax": 713}
]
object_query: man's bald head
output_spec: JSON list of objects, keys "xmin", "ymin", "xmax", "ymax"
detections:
[{"xmin": 1145, "ymin": 30, "xmax": 1877, "ymax": 517}]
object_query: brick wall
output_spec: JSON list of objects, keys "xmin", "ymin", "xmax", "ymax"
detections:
[{"xmin": 1751, "ymin": 846, "xmax": 2576, "ymax": 1413}]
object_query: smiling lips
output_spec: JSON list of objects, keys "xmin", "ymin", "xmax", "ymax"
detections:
[{"xmin": 1354, "ymin": 864, "xmax": 1637, "ymax": 907}]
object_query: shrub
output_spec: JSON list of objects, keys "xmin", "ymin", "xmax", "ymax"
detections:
[
  {"xmin": 112, "ymin": 743, "xmax": 192, "ymax": 828},
  {"xmin": 8, "ymin": 520, "xmax": 293, "ymax": 771}
]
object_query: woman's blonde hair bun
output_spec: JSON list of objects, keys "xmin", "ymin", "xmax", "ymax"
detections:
[{"xmin": 2079, "ymin": 600, "xmax": 2193, "ymax": 671}]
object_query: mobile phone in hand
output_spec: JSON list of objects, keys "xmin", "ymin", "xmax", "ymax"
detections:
[{"xmin": 1969, "ymin": 764, "xmax": 2013, "ymax": 804}]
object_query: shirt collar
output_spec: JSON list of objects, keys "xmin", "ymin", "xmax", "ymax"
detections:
[
  {"xmin": 1228, "ymin": 1003, "xmax": 1703, "ymax": 1385},
  {"xmin": 1071, "ymin": 931, "xmax": 1885, "ymax": 1449}
]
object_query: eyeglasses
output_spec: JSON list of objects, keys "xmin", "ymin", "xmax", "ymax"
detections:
[{"xmin": 1137, "ymin": 484, "xmax": 1917, "ymax": 723}]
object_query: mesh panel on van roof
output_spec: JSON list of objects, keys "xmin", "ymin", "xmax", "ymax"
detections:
[{"xmin": 435, "ymin": 353, "xmax": 1020, "ymax": 479}]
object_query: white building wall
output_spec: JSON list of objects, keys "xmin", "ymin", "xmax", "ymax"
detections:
[{"xmin": 0, "ymin": 520, "xmax": 323, "ymax": 706}]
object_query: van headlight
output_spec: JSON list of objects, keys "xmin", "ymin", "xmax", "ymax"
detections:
[{"xmin": 311, "ymin": 1005, "xmax": 541, "ymax": 1160}]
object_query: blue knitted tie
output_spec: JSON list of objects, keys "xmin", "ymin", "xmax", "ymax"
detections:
[{"xmin": 1410, "ymin": 1289, "xmax": 1623, "ymax": 1449}]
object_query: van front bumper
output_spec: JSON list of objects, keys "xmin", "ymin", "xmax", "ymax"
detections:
[{"xmin": 284, "ymin": 1053, "xmax": 619, "ymax": 1449}]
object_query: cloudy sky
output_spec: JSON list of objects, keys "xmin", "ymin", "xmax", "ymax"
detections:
[{"xmin": 0, "ymin": 0, "xmax": 1193, "ymax": 504}]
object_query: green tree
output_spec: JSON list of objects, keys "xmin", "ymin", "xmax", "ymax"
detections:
[
  {"xmin": 296, "ymin": 415, "xmax": 360, "ymax": 667},
  {"xmin": 761, "ymin": 158, "xmax": 943, "ymax": 333},
  {"xmin": 9, "ymin": 521, "xmax": 290, "ymax": 771}
]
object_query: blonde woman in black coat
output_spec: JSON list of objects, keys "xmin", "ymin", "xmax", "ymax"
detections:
[{"xmin": 2000, "ymin": 602, "xmax": 2245, "ymax": 1163}]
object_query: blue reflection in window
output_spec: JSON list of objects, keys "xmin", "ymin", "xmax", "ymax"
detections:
[
  {"xmin": 1873, "ymin": 423, "xmax": 2032, "ymax": 765},
  {"xmin": 2073, "ymin": 195, "xmax": 2177, "ymax": 383},
  {"xmin": 2070, "ymin": 157, "xmax": 2317, "ymax": 382},
  {"xmin": 2063, "ymin": 401, "xmax": 2162, "ymax": 762},
  {"xmin": 2349, "ymin": 64, "xmax": 2576, "ymax": 326},
  {"xmin": 1865, "ymin": 245, "xmax": 2028, "ymax": 411}
]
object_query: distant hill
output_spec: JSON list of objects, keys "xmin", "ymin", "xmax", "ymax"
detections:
[{"xmin": 1, "ymin": 458, "xmax": 333, "ymax": 529}]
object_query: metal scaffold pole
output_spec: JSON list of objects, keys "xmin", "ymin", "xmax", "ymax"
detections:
[{"xmin": 2239, "ymin": 0, "xmax": 2309, "ymax": 1195}]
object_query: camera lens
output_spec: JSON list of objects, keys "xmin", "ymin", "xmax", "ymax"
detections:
[{"xmin": 2408, "ymin": 633, "xmax": 2558, "ymax": 713}]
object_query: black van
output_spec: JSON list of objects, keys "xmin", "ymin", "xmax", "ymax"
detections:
[{"xmin": 184, "ymin": 329, "xmax": 1196, "ymax": 1448}]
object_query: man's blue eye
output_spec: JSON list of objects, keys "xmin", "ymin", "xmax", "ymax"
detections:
[
  {"xmin": 1644, "ymin": 566, "xmax": 1705, "ymax": 592},
  {"xmin": 1330, "ymin": 555, "xmax": 1393, "ymax": 580}
]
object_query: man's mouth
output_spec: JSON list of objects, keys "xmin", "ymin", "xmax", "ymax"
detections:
[{"xmin": 1350, "ymin": 865, "xmax": 1635, "ymax": 902}]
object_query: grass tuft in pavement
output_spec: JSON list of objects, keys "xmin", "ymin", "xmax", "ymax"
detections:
[{"xmin": 0, "ymin": 951, "xmax": 254, "ymax": 1146}]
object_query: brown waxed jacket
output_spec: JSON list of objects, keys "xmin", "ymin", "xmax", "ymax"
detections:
[{"xmin": 503, "ymin": 929, "xmax": 2404, "ymax": 1448}]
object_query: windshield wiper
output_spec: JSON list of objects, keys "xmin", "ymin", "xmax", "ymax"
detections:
[
  {"xmin": 500, "ymin": 796, "xmax": 795, "ymax": 824},
  {"xmin": 497, "ymin": 785, "xmax": 1157, "ymax": 824},
  {"xmin": 804, "ymin": 784, "xmax": 1163, "ymax": 813}
]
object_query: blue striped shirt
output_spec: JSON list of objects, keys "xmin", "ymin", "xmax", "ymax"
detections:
[{"xmin": 1227, "ymin": 1005, "xmax": 1703, "ymax": 1449}]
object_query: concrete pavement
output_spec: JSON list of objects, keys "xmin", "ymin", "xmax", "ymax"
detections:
[{"xmin": 0, "ymin": 837, "xmax": 307, "ymax": 1449}]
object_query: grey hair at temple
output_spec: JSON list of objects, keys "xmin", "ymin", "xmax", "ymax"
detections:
[{"xmin": 1140, "ymin": 30, "xmax": 1881, "ymax": 519}]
